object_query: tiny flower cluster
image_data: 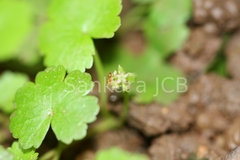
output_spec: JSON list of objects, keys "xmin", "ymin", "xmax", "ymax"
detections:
[{"xmin": 107, "ymin": 65, "xmax": 137, "ymax": 92}]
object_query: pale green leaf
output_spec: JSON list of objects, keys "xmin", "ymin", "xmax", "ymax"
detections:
[
  {"xmin": 10, "ymin": 66, "xmax": 99, "ymax": 149},
  {"xmin": 145, "ymin": 22, "xmax": 189, "ymax": 58},
  {"xmin": 0, "ymin": 0, "xmax": 33, "ymax": 62},
  {"xmin": 0, "ymin": 71, "xmax": 29, "ymax": 114},
  {"xmin": 49, "ymin": 0, "xmax": 122, "ymax": 38},
  {"xmin": 8, "ymin": 142, "xmax": 38, "ymax": 160},
  {"xmin": 40, "ymin": 23, "xmax": 95, "ymax": 72},
  {"xmin": 96, "ymin": 147, "xmax": 149, "ymax": 160},
  {"xmin": 0, "ymin": 145, "xmax": 13, "ymax": 160},
  {"xmin": 149, "ymin": 0, "xmax": 192, "ymax": 26},
  {"xmin": 16, "ymin": 29, "xmax": 41, "ymax": 66},
  {"xmin": 40, "ymin": 0, "xmax": 122, "ymax": 72},
  {"xmin": 144, "ymin": 0, "xmax": 192, "ymax": 58}
]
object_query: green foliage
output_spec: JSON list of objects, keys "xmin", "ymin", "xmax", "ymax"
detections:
[
  {"xmin": 9, "ymin": 66, "xmax": 99, "ymax": 149},
  {"xmin": 0, "ymin": 0, "xmax": 33, "ymax": 62},
  {"xmin": 208, "ymin": 52, "xmax": 228, "ymax": 76},
  {"xmin": 0, "ymin": 71, "xmax": 29, "ymax": 114},
  {"xmin": 0, "ymin": 142, "xmax": 38, "ymax": 160},
  {"xmin": 104, "ymin": 47, "xmax": 183, "ymax": 105},
  {"xmin": 0, "ymin": 145, "xmax": 13, "ymax": 160},
  {"xmin": 14, "ymin": 0, "xmax": 50, "ymax": 66},
  {"xmin": 8, "ymin": 142, "xmax": 38, "ymax": 160},
  {"xmin": 208, "ymin": 35, "xmax": 229, "ymax": 77},
  {"xmin": 15, "ymin": 30, "xmax": 41, "ymax": 66},
  {"xmin": 39, "ymin": 0, "xmax": 122, "ymax": 72},
  {"xmin": 26, "ymin": 0, "xmax": 51, "ymax": 16},
  {"xmin": 0, "ymin": 0, "xmax": 194, "ymax": 158},
  {"xmin": 144, "ymin": 0, "xmax": 192, "ymax": 58},
  {"xmin": 96, "ymin": 147, "xmax": 149, "ymax": 160}
]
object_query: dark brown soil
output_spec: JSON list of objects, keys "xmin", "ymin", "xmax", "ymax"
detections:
[{"xmin": 127, "ymin": 73, "xmax": 240, "ymax": 160}]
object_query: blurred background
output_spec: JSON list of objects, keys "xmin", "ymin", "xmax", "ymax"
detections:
[{"xmin": 1, "ymin": 0, "xmax": 240, "ymax": 159}]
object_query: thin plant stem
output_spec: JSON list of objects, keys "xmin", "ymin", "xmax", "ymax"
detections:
[
  {"xmin": 87, "ymin": 117, "xmax": 122, "ymax": 138},
  {"xmin": 54, "ymin": 142, "xmax": 66, "ymax": 160},
  {"xmin": 39, "ymin": 142, "xmax": 66, "ymax": 160},
  {"xmin": 39, "ymin": 149, "xmax": 56, "ymax": 160},
  {"xmin": 120, "ymin": 92, "xmax": 129, "ymax": 123},
  {"xmin": 93, "ymin": 49, "xmax": 111, "ymax": 118}
]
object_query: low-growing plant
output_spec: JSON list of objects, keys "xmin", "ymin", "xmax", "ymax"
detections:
[
  {"xmin": 0, "ymin": 0, "xmax": 192, "ymax": 159},
  {"xmin": 0, "ymin": 0, "xmax": 143, "ymax": 159}
]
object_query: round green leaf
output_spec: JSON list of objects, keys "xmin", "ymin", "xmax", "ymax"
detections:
[
  {"xmin": 40, "ymin": 23, "xmax": 95, "ymax": 72},
  {"xmin": 10, "ymin": 66, "xmax": 99, "ymax": 149},
  {"xmin": 39, "ymin": 0, "xmax": 122, "ymax": 72},
  {"xmin": 49, "ymin": 0, "xmax": 122, "ymax": 38},
  {"xmin": 145, "ymin": 22, "xmax": 189, "ymax": 58},
  {"xmin": 0, "ymin": 0, "xmax": 33, "ymax": 61},
  {"xmin": 149, "ymin": 0, "xmax": 192, "ymax": 26}
]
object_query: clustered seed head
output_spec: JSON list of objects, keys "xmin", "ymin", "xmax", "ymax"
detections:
[{"xmin": 108, "ymin": 65, "xmax": 137, "ymax": 92}]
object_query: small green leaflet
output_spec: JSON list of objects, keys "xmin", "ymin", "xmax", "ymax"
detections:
[
  {"xmin": 10, "ymin": 66, "xmax": 99, "ymax": 149},
  {"xmin": 40, "ymin": 0, "xmax": 122, "ymax": 72},
  {"xmin": 0, "ymin": 71, "xmax": 29, "ymax": 114},
  {"xmin": 8, "ymin": 142, "xmax": 38, "ymax": 160},
  {"xmin": 0, "ymin": 142, "xmax": 38, "ymax": 160},
  {"xmin": 0, "ymin": 0, "xmax": 33, "ymax": 62},
  {"xmin": 96, "ymin": 147, "xmax": 149, "ymax": 160}
]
